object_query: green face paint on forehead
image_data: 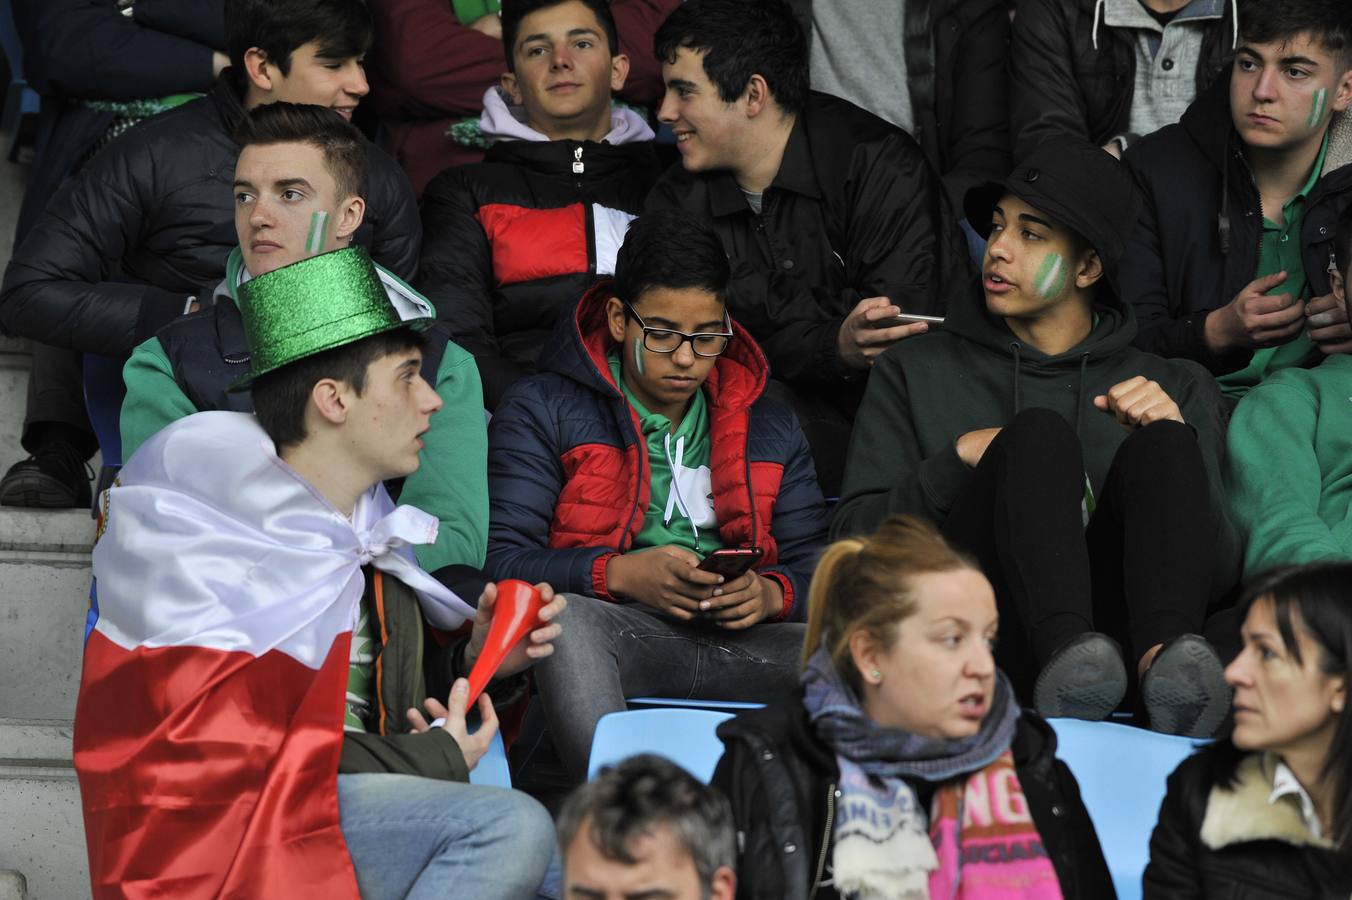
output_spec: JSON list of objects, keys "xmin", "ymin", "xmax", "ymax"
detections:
[
  {"xmin": 1033, "ymin": 252, "xmax": 1070, "ymax": 301},
  {"xmin": 1309, "ymin": 88, "xmax": 1329, "ymax": 129},
  {"xmin": 633, "ymin": 335, "xmax": 645, "ymax": 376},
  {"xmin": 305, "ymin": 210, "xmax": 330, "ymax": 256}
]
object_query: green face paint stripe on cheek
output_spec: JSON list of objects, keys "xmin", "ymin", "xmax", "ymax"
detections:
[
  {"xmin": 1034, "ymin": 252, "xmax": 1069, "ymax": 300},
  {"xmin": 633, "ymin": 336, "xmax": 645, "ymax": 376},
  {"xmin": 305, "ymin": 210, "xmax": 330, "ymax": 256},
  {"xmin": 1309, "ymin": 88, "xmax": 1328, "ymax": 128}
]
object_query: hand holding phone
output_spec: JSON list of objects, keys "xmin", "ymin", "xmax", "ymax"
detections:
[{"xmin": 696, "ymin": 547, "xmax": 764, "ymax": 579}]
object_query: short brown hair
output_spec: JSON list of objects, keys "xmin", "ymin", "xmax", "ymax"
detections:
[
  {"xmin": 235, "ymin": 101, "xmax": 368, "ymax": 200},
  {"xmin": 803, "ymin": 516, "xmax": 979, "ymax": 691}
]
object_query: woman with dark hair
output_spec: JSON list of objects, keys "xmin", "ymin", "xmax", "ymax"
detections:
[
  {"xmin": 710, "ymin": 515, "xmax": 1114, "ymax": 899},
  {"xmin": 1145, "ymin": 564, "xmax": 1352, "ymax": 898}
]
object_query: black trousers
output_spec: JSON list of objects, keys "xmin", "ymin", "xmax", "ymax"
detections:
[
  {"xmin": 940, "ymin": 408, "xmax": 1215, "ymax": 697},
  {"xmin": 22, "ymin": 342, "xmax": 97, "ymax": 458}
]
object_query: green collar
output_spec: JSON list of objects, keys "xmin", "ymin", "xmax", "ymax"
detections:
[{"xmin": 606, "ymin": 350, "xmax": 707, "ymax": 437}]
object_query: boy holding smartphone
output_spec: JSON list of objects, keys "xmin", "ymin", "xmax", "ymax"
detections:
[{"xmin": 484, "ymin": 210, "xmax": 828, "ymax": 782}]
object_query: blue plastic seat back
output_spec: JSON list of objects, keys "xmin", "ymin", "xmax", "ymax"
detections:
[
  {"xmin": 1047, "ymin": 718, "xmax": 1202, "ymax": 900},
  {"xmin": 83, "ymin": 354, "xmax": 127, "ymax": 468},
  {"xmin": 588, "ymin": 708, "xmax": 733, "ymax": 783},
  {"xmin": 627, "ymin": 696, "xmax": 763, "ymax": 712},
  {"xmin": 468, "ymin": 730, "xmax": 511, "ymax": 788}
]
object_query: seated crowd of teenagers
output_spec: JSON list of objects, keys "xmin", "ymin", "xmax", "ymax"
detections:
[{"xmin": 8, "ymin": 0, "xmax": 1352, "ymax": 894}]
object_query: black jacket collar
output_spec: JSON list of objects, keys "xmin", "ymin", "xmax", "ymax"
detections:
[{"xmin": 708, "ymin": 109, "xmax": 821, "ymax": 217}]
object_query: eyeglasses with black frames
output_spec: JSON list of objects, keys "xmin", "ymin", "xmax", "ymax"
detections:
[{"xmin": 623, "ymin": 301, "xmax": 734, "ymax": 358}]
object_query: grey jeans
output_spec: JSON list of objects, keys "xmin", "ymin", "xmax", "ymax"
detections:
[{"xmin": 535, "ymin": 594, "xmax": 806, "ymax": 779}]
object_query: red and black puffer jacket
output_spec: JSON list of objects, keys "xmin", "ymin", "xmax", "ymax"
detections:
[{"xmin": 483, "ymin": 282, "xmax": 829, "ymax": 620}]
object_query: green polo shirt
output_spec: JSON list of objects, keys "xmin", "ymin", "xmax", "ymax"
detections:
[
  {"xmin": 608, "ymin": 352, "xmax": 723, "ymax": 557},
  {"xmin": 1218, "ymin": 133, "xmax": 1329, "ymax": 398}
]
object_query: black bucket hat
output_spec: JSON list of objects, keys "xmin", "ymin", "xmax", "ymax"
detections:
[{"xmin": 964, "ymin": 138, "xmax": 1141, "ymax": 274}]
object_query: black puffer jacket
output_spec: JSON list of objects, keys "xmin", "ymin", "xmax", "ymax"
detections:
[
  {"xmin": 710, "ymin": 693, "xmax": 1116, "ymax": 900},
  {"xmin": 0, "ymin": 75, "xmax": 421, "ymax": 356},
  {"xmin": 1144, "ymin": 744, "xmax": 1352, "ymax": 898},
  {"xmin": 646, "ymin": 92, "xmax": 972, "ymax": 398},
  {"xmin": 417, "ymin": 136, "xmax": 660, "ymax": 410},
  {"xmin": 1119, "ymin": 77, "xmax": 1352, "ymax": 373},
  {"xmin": 1009, "ymin": 0, "xmax": 1236, "ymax": 159}
]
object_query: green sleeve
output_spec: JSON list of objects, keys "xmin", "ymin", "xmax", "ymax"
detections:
[
  {"xmin": 339, "ymin": 729, "xmax": 470, "ymax": 782},
  {"xmin": 1226, "ymin": 381, "xmax": 1345, "ymax": 577},
  {"xmin": 120, "ymin": 336, "xmax": 198, "ymax": 460},
  {"xmin": 401, "ymin": 342, "xmax": 490, "ymax": 571}
]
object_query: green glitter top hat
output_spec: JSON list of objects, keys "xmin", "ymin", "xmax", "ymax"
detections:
[{"xmin": 229, "ymin": 246, "xmax": 432, "ymax": 392}]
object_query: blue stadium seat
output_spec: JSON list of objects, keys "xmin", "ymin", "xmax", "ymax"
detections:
[
  {"xmin": 627, "ymin": 696, "xmax": 763, "ymax": 712},
  {"xmin": 587, "ymin": 708, "xmax": 733, "ymax": 782},
  {"xmin": 468, "ymin": 730, "xmax": 512, "ymax": 789},
  {"xmin": 1047, "ymin": 718, "xmax": 1202, "ymax": 900},
  {"xmin": 83, "ymin": 354, "xmax": 128, "ymax": 509}
]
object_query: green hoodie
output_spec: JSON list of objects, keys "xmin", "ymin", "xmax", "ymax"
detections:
[
  {"xmin": 1226, "ymin": 355, "xmax": 1352, "ymax": 577},
  {"xmin": 120, "ymin": 248, "xmax": 489, "ymax": 573},
  {"xmin": 833, "ymin": 281, "xmax": 1240, "ymax": 599}
]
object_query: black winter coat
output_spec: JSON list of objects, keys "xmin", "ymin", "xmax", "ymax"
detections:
[
  {"xmin": 1119, "ymin": 78, "xmax": 1352, "ymax": 374},
  {"xmin": 0, "ymin": 75, "xmax": 421, "ymax": 356},
  {"xmin": 11, "ymin": 0, "xmax": 225, "ymax": 245},
  {"xmin": 1009, "ymin": 0, "xmax": 1235, "ymax": 159},
  {"xmin": 645, "ymin": 92, "xmax": 972, "ymax": 402},
  {"xmin": 710, "ymin": 694, "xmax": 1116, "ymax": 900},
  {"xmin": 786, "ymin": 0, "xmax": 1011, "ymax": 210},
  {"xmin": 1144, "ymin": 744, "xmax": 1352, "ymax": 898},
  {"xmin": 417, "ymin": 137, "xmax": 660, "ymax": 410}
]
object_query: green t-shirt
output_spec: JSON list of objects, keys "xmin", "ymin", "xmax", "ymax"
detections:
[
  {"xmin": 1217, "ymin": 132, "xmax": 1329, "ymax": 398},
  {"xmin": 608, "ymin": 352, "xmax": 723, "ymax": 557}
]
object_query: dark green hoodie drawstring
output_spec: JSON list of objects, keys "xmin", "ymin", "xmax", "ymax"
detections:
[
  {"xmin": 1074, "ymin": 351, "xmax": 1090, "ymax": 438},
  {"xmin": 1010, "ymin": 341, "xmax": 1023, "ymax": 414}
]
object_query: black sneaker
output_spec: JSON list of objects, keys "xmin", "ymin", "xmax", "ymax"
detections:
[
  {"xmin": 1142, "ymin": 634, "xmax": 1231, "ymax": 738},
  {"xmin": 0, "ymin": 441, "xmax": 94, "ymax": 508},
  {"xmin": 1033, "ymin": 632, "xmax": 1128, "ymax": 721}
]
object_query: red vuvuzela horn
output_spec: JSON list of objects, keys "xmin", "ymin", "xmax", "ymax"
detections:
[{"xmin": 465, "ymin": 579, "xmax": 545, "ymax": 706}]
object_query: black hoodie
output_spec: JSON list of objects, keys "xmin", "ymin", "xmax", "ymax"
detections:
[{"xmin": 832, "ymin": 280, "xmax": 1240, "ymax": 600}]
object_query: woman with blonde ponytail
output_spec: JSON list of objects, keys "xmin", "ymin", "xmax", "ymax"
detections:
[{"xmin": 711, "ymin": 516, "xmax": 1114, "ymax": 900}]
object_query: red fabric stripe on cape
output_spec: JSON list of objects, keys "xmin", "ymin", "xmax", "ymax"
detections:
[{"xmin": 73, "ymin": 630, "xmax": 360, "ymax": 899}]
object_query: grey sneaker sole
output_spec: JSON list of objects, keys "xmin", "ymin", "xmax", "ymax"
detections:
[
  {"xmin": 1143, "ymin": 634, "xmax": 1231, "ymax": 738},
  {"xmin": 1034, "ymin": 633, "xmax": 1128, "ymax": 720}
]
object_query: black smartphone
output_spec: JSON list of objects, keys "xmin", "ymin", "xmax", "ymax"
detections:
[
  {"xmin": 871, "ymin": 313, "xmax": 944, "ymax": 330},
  {"xmin": 696, "ymin": 547, "xmax": 764, "ymax": 579}
]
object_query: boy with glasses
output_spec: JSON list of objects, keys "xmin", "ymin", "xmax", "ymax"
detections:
[{"xmin": 484, "ymin": 210, "xmax": 828, "ymax": 782}]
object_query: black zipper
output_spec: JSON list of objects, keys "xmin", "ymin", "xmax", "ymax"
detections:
[{"xmin": 810, "ymin": 783, "xmax": 837, "ymax": 895}]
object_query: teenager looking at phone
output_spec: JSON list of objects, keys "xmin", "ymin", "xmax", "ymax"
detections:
[
  {"xmin": 484, "ymin": 210, "xmax": 829, "ymax": 781},
  {"xmin": 834, "ymin": 139, "xmax": 1240, "ymax": 738}
]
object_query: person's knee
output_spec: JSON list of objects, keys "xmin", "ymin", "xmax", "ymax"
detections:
[
  {"xmin": 542, "ymin": 593, "xmax": 612, "ymax": 660},
  {"xmin": 1117, "ymin": 419, "xmax": 1201, "ymax": 471},
  {"xmin": 994, "ymin": 407, "xmax": 1081, "ymax": 471},
  {"xmin": 483, "ymin": 791, "xmax": 556, "ymax": 882}
]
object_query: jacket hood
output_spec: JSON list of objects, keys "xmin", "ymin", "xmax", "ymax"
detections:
[
  {"xmin": 944, "ymin": 275, "xmax": 1137, "ymax": 364},
  {"xmin": 536, "ymin": 281, "xmax": 769, "ymax": 412},
  {"xmin": 478, "ymin": 86, "xmax": 655, "ymax": 144},
  {"xmin": 941, "ymin": 276, "xmax": 1137, "ymax": 432}
]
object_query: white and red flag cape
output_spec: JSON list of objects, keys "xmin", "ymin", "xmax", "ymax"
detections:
[{"xmin": 74, "ymin": 411, "xmax": 473, "ymax": 899}]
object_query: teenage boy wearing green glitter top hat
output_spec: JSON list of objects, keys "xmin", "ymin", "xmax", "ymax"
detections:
[
  {"xmin": 1119, "ymin": 0, "xmax": 1352, "ymax": 403},
  {"xmin": 76, "ymin": 246, "xmax": 568, "ymax": 898},
  {"xmin": 833, "ymin": 138, "xmax": 1241, "ymax": 741},
  {"xmin": 119, "ymin": 102, "xmax": 490, "ymax": 580}
]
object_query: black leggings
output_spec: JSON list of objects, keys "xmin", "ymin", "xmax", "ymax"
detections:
[{"xmin": 941, "ymin": 408, "xmax": 1215, "ymax": 695}]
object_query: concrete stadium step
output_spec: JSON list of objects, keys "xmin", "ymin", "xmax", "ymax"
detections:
[
  {"xmin": 0, "ymin": 343, "xmax": 30, "ymax": 468},
  {"xmin": 0, "ymin": 509, "xmax": 93, "ymax": 721},
  {"xmin": 0, "ymin": 719, "xmax": 87, "ymax": 900},
  {"xmin": 0, "ymin": 508, "xmax": 93, "ymax": 899}
]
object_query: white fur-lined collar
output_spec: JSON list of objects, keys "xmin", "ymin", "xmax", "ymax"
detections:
[
  {"xmin": 1200, "ymin": 753, "xmax": 1334, "ymax": 851},
  {"xmin": 1323, "ymin": 110, "xmax": 1352, "ymax": 178}
]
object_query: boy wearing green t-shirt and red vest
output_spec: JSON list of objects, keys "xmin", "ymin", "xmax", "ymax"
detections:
[{"xmin": 484, "ymin": 210, "xmax": 828, "ymax": 782}]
